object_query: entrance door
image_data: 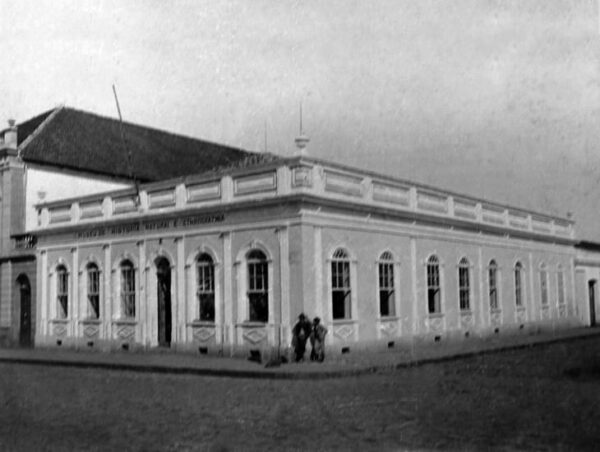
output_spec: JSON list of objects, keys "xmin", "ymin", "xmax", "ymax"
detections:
[
  {"xmin": 589, "ymin": 280, "xmax": 597, "ymax": 327},
  {"xmin": 18, "ymin": 275, "xmax": 32, "ymax": 347},
  {"xmin": 156, "ymin": 258, "xmax": 172, "ymax": 346}
]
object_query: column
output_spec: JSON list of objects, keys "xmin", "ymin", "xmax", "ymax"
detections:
[
  {"xmin": 71, "ymin": 247, "xmax": 79, "ymax": 337},
  {"xmin": 528, "ymin": 252, "xmax": 535, "ymax": 322},
  {"xmin": 137, "ymin": 240, "xmax": 146, "ymax": 345},
  {"xmin": 103, "ymin": 244, "xmax": 111, "ymax": 340},
  {"xmin": 175, "ymin": 236, "xmax": 185, "ymax": 345},
  {"xmin": 313, "ymin": 226, "xmax": 323, "ymax": 318},
  {"xmin": 40, "ymin": 250, "xmax": 48, "ymax": 337},
  {"xmin": 478, "ymin": 245, "xmax": 485, "ymax": 329},
  {"xmin": 278, "ymin": 226, "xmax": 290, "ymax": 346},
  {"xmin": 221, "ymin": 232, "xmax": 233, "ymax": 347},
  {"xmin": 410, "ymin": 237, "xmax": 418, "ymax": 335}
]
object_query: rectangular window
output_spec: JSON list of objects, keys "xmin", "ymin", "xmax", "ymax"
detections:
[
  {"xmin": 197, "ymin": 262, "xmax": 215, "ymax": 321},
  {"xmin": 459, "ymin": 267, "xmax": 470, "ymax": 311},
  {"xmin": 427, "ymin": 262, "xmax": 441, "ymax": 314},
  {"xmin": 557, "ymin": 271, "xmax": 565, "ymax": 305},
  {"xmin": 540, "ymin": 271, "xmax": 548, "ymax": 305},
  {"xmin": 515, "ymin": 268, "xmax": 523, "ymax": 307},
  {"xmin": 378, "ymin": 262, "xmax": 395, "ymax": 317},
  {"xmin": 57, "ymin": 270, "xmax": 68, "ymax": 319},
  {"xmin": 332, "ymin": 260, "xmax": 351, "ymax": 319},
  {"xmin": 121, "ymin": 266, "xmax": 135, "ymax": 318},
  {"xmin": 87, "ymin": 267, "xmax": 100, "ymax": 319},
  {"xmin": 489, "ymin": 268, "xmax": 498, "ymax": 310},
  {"xmin": 248, "ymin": 261, "xmax": 268, "ymax": 322}
]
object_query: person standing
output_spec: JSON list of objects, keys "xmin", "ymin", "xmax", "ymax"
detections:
[
  {"xmin": 291, "ymin": 313, "xmax": 311, "ymax": 362},
  {"xmin": 310, "ymin": 317, "xmax": 327, "ymax": 362}
]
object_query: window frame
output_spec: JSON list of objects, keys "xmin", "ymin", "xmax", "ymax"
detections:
[
  {"xmin": 196, "ymin": 253, "xmax": 215, "ymax": 322},
  {"xmin": 120, "ymin": 259, "xmax": 136, "ymax": 319},
  {"xmin": 247, "ymin": 249, "xmax": 269, "ymax": 323},
  {"xmin": 458, "ymin": 257, "xmax": 471, "ymax": 311},
  {"xmin": 332, "ymin": 248, "xmax": 352, "ymax": 320},
  {"xmin": 488, "ymin": 260, "xmax": 499, "ymax": 310},
  {"xmin": 427, "ymin": 255, "xmax": 441, "ymax": 314},
  {"xmin": 56, "ymin": 265, "xmax": 69, "ymax": 319},
  {"xmin": 514, "ymin": 262, "xmax": 524, "ymax": 308},
  {"xmin": 557, "ymin": 265, "xmax": 565, "ymax": 306},
  {"xmin": 539, "ymin": 263, "xmax": 549, "ymax": 306},
  {"xmin": 377, "ymin": 251, "xmax": 396, "ymax": 317},
  {"xmin": 86, "ymin": 262, "xmax": 100, "ymax": 319}
]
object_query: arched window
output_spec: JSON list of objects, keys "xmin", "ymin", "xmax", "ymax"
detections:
[
  {"xmin": 378, "ymin": 251, "xmax": 395, "ymax": 317},
  {"xmin": 247, "ymin": 250, "xmax": 268, "ymax": 322},
  {"xmin": 332, "ymin": 248, "xmax": 351, "ymax": 319},
  {"xmin": 488, "ymin": 260, "xmax": 498, "ymax": 310},
  {"xmin": 557, "ymin": 265, "xmax": 565, "ymax": 305},
  {"xmin": 56, "ymin": 265, "xmax": 69, "ymax": 319},
  {"xmin": 86, "ymin": 263, "xmax": 100, "ymax": 319},
  {"xmin": 196, "ymin": 253, "xmax": 215, "ymax": 322},
  {"xmin": 539, "ymin": 263, "xmax": 548, "ymax": 306},
  {"xmin": 514, "ymin": 262, "xmax": 523, "ymax": 307},
  {"xmin": 427, "ymin": 255, "xmax": 441, "ymax": 314},
  {"xmin": 458, "ymin": 257, "xmax": 470, "ymax": 311},
  {"xmin": 120, "ymin": 260, "xmax": 135, "ymax": 318}
]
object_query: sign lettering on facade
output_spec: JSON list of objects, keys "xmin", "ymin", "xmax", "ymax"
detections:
[{"xmin": 76, "ymin": 213, "xmax": 225, "ymax": 239}]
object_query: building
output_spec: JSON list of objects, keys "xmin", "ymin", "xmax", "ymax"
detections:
[
  {"xmin": 31, "ymin": 147, "xmax": 589, "ymax": 357},
  {"xmin": 0, "ymin": 107, "xmax": 258, "ymax": 346}
]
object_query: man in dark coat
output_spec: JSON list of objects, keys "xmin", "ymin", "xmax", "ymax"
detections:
[{"xmin": 292, "ymin": 313, "xmax": 311, "ymax": 362}]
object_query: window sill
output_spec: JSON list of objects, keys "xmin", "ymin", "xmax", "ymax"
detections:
[
  {"xmin": 112, "ymin": 318, "xmax": 137, "ymax": 325},
  {"xmin": 460, "ymin": 310, "xmax": 473, "ymax": 315},
  {"xmin": 237, "ymin": 321, "xmax": 268, "ymax": 328},
  {"xmin": 427, "ymin": 313, "xmax": 444, "ymax": 319},
  {"xmin": 377, "ymin": 316, "xmax": 400, "ymax": 321},
  {"xmin": 79, "ymin": 318, "xmax": 102, "ymax": 324},
  {"xmin": 490, "ymin": 308, "xmax": 502, "ymax": 314},
  {"xmin": 516, "ymin": 306, "xmax": 526, "ymax": 312},
  {"xmin": 188, "ymin": 320, "xmax": 216, "ymax": 327},
  {"xmin": 332, "ymin": 319, "xmax": 357, "ymax": 325},
  {"xmin": 50, "ymin": 318, "xmax": 69, "ymax": 324}
]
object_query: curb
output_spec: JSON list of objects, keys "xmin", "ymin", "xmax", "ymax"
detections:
[{"xmin": 1, "ymin": 329, "xmax": 599, "ymax": 380}]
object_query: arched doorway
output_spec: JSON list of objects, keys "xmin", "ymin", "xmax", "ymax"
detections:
[
  {"xmin": 17, "ymin": 275, "xmax": 32, "ymax": 347},
  {"xmin": 589, "ymin": 280, "xmax": 597, "ymax": 327},
  {"xmin": 156, "ymin": 257, "xmax": 172, "ymax": 347}
]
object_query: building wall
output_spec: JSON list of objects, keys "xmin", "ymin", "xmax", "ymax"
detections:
[{"xmin": 34, "ymin": 203, "xmax": 584, "ymax": 356}]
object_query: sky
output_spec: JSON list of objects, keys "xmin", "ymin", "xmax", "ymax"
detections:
[{"xmin": 1, "ymin": 0, "xmax": 599, "ymax": 239}]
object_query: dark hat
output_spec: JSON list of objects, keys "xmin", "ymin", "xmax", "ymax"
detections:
[
  {"xmin": 313, "ymin": 317, "xmax": 320, "ymax": 323},
  {"xmin": 298, "ymin": 313, "xmax": 306, "ymax": 320}
]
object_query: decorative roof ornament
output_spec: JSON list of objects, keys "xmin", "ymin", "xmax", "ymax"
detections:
[{"xmin": 294, "ymin": 102, "xmax": 309, "ymax": 156}]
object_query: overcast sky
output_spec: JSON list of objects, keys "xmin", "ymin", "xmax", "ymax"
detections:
[{"xmin": 1, "ymin": 0, "xmax": 599, "ymax": 238}]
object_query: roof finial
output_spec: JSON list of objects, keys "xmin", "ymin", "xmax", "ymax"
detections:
[{"xmin": 294, "ymin": 101, "xmax": 309, "ymax": 155}]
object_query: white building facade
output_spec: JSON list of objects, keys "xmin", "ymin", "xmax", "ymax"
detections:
[{"xmin": 32, "ymin": 156, "xmax": 587, "ymax": 356}]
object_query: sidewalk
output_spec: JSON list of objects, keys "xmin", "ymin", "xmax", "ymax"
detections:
[{"xmin": 1, "ymin": 327, "xmax": 599, "ymax": 379}]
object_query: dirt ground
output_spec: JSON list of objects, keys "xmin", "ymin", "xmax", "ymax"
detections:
[{"xmin": 1, "ymin": 337, "xmax": 599, "ymax": 451}]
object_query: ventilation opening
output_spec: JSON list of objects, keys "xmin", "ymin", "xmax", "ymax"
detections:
[
  {"xmin": 341, "ymin": 346, "xmax": 350, "ymax": 354},
  {"xmin": 434, "ymin": 335, "xmax": 442, "ymax": 342},
  {"xmin": 87, "ymin": 341, "xmax": 94, "ymax": 348},
  {"xmin": 519, "ymin": 324, "xmax": 524, "ymax": 330},
  {"xmin": 198, "ymin": 347, "xmax": 208, "ymax": 355},
  {"xmin": 387, "ymin": 341, "xmax": 395, "ymax": 348},
  {"xmin": 494, "ymin": 327, "xmax": 500, "ymax": 334},
  {"xmin": 56, "ymin": 340, "xmax": 62, "ymax": 346},
  {"xmin": 464, "ymin": 331, "xmax": 470, "ymax": 338},
  {"xmin": 121, "ymin": 343, "xmax": 129, "ymax": 351}
]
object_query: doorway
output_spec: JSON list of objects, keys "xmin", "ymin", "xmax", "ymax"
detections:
[
  {"xmin": 17, "ymin": 275, "xmax": 32, "ymax": 347},
  {"xmin": 156, "ymin": 258, "xmax": 172, "ymax": 346},
  {"xmin": 589, "ymin": 280, "xmax": 597, "ymax": 327}
]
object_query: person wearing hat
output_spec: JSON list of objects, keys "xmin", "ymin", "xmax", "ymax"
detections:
[
  {"xmin": 310, "ymin": 317, "xmax": 327, "ymax": 362},
  {"xmin": 291, "ymin": 313, "xmax": 312, "ymax": 362}
]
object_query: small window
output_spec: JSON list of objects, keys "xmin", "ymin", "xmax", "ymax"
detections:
[
  {"xmin": 458, "ymin": 258, "xmax": 470, "ymax": 311},
  {"xmin": 56, "ymin": 265, "xmax": 68, "ymax": 319},
  {"xmin": 87, "ymin": 263, "xmax": 100, "ymax": 319},
  {"xmin": 378, "ymin": 251, "xmax": 395, "ymax": 317},
  {"xmin": 332, "ymin": 248, "xmax": 351, "ymax": 319},
  {"xmin": 120, "ymin": 260, "xmax": 135, "ymax": 318},
  {"xmin": 557, "ymin": 267, "xmax": 565, "ymax": 305},
  {"xmin": 427, "ymin": 255, "xmax": 441, "ymax": 314},
  {"xmin": 247, "ymin": 250, "xmax": 268, "ymax": 322},
  {"xmin": 488, "ymin": 260, "xmax": 498, "ymax": 310},
  {"xmin": 540, "ymin": 264, "xmax": 548, "ymax": 306},
  {"xmin": 514, "ymin": 262, "xmax": 523, "ymax": 307},
  {"xmin": 197, "ymin": 253, "xmax": 215, "ymax": 322}
]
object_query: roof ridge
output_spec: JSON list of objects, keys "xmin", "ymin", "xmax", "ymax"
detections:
[
  {"xmin": 61, "ymin": 106, "xmax": 255, "ymax": 154},
  {"xmin": 17, "ymin": 106, "xmax": 64, "ymax": 157}
]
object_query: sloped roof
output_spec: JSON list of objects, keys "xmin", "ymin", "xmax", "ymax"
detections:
[{"xmin": 17, "ymin": 107, "xmax": 259, "ymax": 181}]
